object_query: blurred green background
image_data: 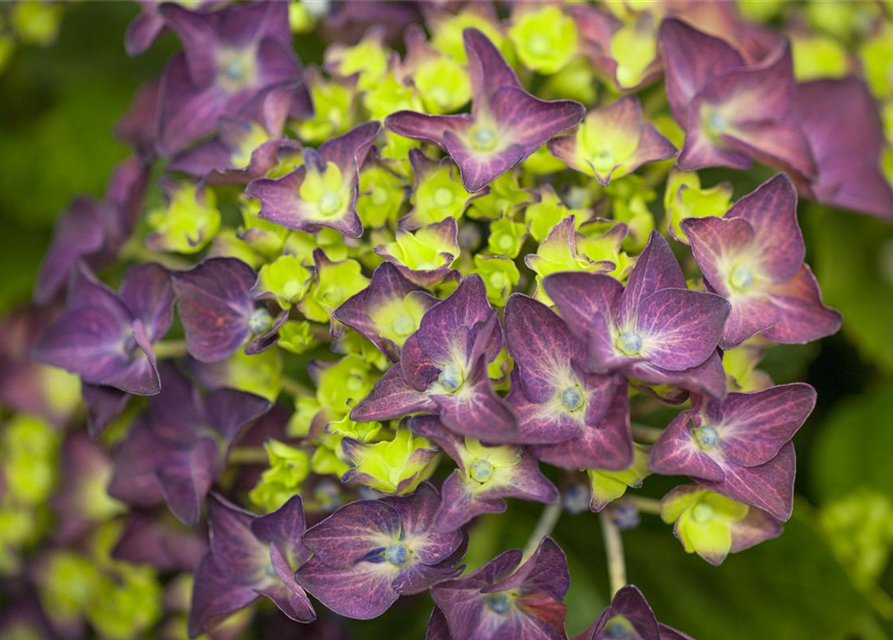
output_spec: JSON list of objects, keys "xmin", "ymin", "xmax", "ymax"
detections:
[{"xmin": 2, "ymin": 3, "xmax": 893, "ymax": 639}]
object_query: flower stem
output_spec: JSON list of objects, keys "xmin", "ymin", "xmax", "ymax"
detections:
[
  {"xmin": 600, "ymin": 510, "xmax": 627, "ymax": 597},
  {"xmin": 153, "ymin": 339, "xmax": 188, "ymax": 359},
  {"xmin": 522, "ymin": 502, "xmax": 562, "ymax": 561},
  {"xmin": 630, "ymin": 496, "xmax": 663, "ymax": 515},
  {"xmin": 630, "ymin": 423, "xmax": 663, "ymax": 443},
  {"xmin": 281, "ymin": 376, "xmax": 313, "ymax": 397},
  {"xmin": 229, "ymin": 447, "xmax": 268, "ymax": 465}
]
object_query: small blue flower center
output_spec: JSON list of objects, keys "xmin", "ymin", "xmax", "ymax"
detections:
[
  {"xmin": 705, "ymin": 111, "xmax": 729, "ymax": 137},
  {"xmin": 560, "ymin": 385, "xmax": 584, "ymax": 411},
  {"xmin": 615, "ymin": 331, "xmax": 642, "ymax": 356},
  {"xmin": 469, "ymin": 458, "xmax": 494, "ymax": 483},
  {"xmin": 249, "ymin": 308, "xmax": 273, "ymax": 334},
  {"xmin": 693, "ymin": 425, "xmax": 719, "ymax": 451},
  {"xmin": 563, "ymin": 483, "xmax": 590, "ymax": 515},
  {"xmin": 437, "ymin": 363, "xmax": 464, "ymax": 392},
  {"xmin": 385, "ymin": 542, "xmax": 409, "ymax": 566},
  {"xmin": 434, "ymin": 187, "xmax": 455, "ymax": 208},
  {"xmin": 223, "ymin": 58, "xmax": 247, "ymax": 82},
  {"xmin": 488, "ymin": 593, "xmax": 511, "ymax": 615},
  {"xmin": 392, "ymin": 314, "xmax": 414, "ymax": 337},
  {"xmin": 692, "ymin": 503, "xmax": 714, "ymax": 523},
  {"xmin": 471, "ymin": 127, "xmax": 497, "ymax": 152},
  {"xmin": 319, "ymin": 192, "xmax": 342, "ymax": 216},
  {"xmin": 729, "ymin": 266, "xmax": 754, "ymax": 291},
  {"xmin": 603, "ymin": 616, "xmax": 633, "ymax": 639}
]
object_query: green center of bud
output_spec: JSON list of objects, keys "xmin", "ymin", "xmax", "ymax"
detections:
[
  {"xmin": 729, "ymin": 266, "xmax": 754, "ymax": 291},
  {"xmin": 560, "ymin": 385, "xmax": 584, "ymax": 411},
  {"xmin": 593, "ymin": 149, "xmax": 614, "ymax": 172},
  {"xmin": 223, "ymin": 58, "xmax": 247, "ymax": 82},
  {"xmin": 319, "ymin": 192, "xmax": 342, "ymax": 216},
  {"xmin": 488, "ymin": 593, "xmax": 511, "ymax": 615},
  {"xmin": 471, "ymin": 127, "xmax": 497, "ymax": 152},
  {"xmin": 692, "ymin": 503, "xmax": 714, "ymax": 523},
  {"xmin": 527, "ymin": 33, "xmax": 550, "ymax": 56},
  {"xmin": 469, "ymin": 458, "xmax": 494, "ymax": 483},
  {"xmin": 392, "ymin": 314, "xmax": 414, "ymax": 337},
  {"xmin": 437, "ymin": 363, "xmax": 464, "ymax": 392},
  {"xmin": 434, "ymin": 187, "xmax": 455, "ymax": 208},
  {"xmin": 616, "ymin": 331, "xmax": 642, "ymax": 356},
  {"xmin": 693, "ymin": 425, "xmax": 719, "ymax": 451},
  {"xmin": 497, "ymin": 234, "xmax": 514, "ymax": 250},
  {"xmin": 371, "ymin": 187, "xmax": 389, "ymax": 206},
  {"xmin": 489, "ymin": 271, "xmax": 506, "ymax": 289},
  {"xmin": 430, "ymin": 87, "xmax": 450, "ymax": 108},
  {"xmin": 326, "ymin": 285, "xmax": 344, "ymax": 305},
  {"xmin": 249, "ymin": 308, "xmax": 273, "ymax": 334},
  {"xmin": 384, "ymin": 542, "xmax": 409, "ymax": 566},
  {"xmin": 346, "ymin": 374, "xmax": 365, "ymax": 393}
]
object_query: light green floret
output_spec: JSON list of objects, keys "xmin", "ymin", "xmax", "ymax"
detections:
[
  {"xmin": 342, "ymin": 427, "xmax": 439, "ymax": 495},
  {"xmin": 661, "ymin": 488, "xmax": 750, "ymax": 563},
  {"xmin": 297, "ymin": 76, "xmax": 355, "ymax": 143},
  {"xmin": 509, "ymin": 5, "xmax": 579, "ymax": 75},
  {"xmin": 249, "ymin": 439, "xmax": 311, "ymax": 512},
  {"xmin": 299, "ymin": 256, "xmax": 370, "ymax": 323},
  {"xmin": 327, "ymin": 33, "xmax": 389, "ymax": 91},
  {"xmin": 414, "ymin": 55, "xmax": 472, "ymax": 114},
  {"xmin": 412, "ymin": 164, "xmax": 472, "ymax": 226},
  {"xmin": 357, "ymin": 165, "xmax": 406, "ymax": 228},
  {"xmin": 363, "ymin": 72, "xmax": 423, "ymax": 120},
  {"xmin": 258, "ymin": 254, "xmax": 313, "ymax": 309},
  {"xmin": 474, "ymin": 255, "xmax": 520, "ymax": 307},
  {"xmin": 664, "ymin": 170, "xmax": 734, "ymax": 245},
  {"xmin": 487, "ymin": 217, "xmax": 527, "ymax": 258},
  {"xmin": 147, "ymin": 183, "xmax": 221, "ymax": 254}
]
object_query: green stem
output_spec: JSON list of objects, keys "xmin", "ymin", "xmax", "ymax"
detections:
[
  {"xmin": 121, "ymin": 238, "xmax": 192, "ymax": 271},
  {"xmin": 522, "ymin": 502, "xmax": 563, "ymax": 561},
  {"xmin": 600, "ymin": 510, "xmax": 627, "ymax": 597},
  {"xmin": 282, "ymin": 376, "xmax": 313, "ymax": 397},
  {"xmin": 229, "ymin": 447, "xmax": 268, "ymax": 465},
  {"xmin": 153, "ymin": 339, "xmax": 188, "ymax": 359},
  {"xmin": 630, "ymin": 423, "xmax": 663, "ymax": 443},
  {"xmin": 630, "ymin": 496, "xmax": 663, "ymax": 515}
]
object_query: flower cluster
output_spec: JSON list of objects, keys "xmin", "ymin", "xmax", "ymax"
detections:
[{"xmin": 4, "ymin": 1, "xmax": 892, "ymax": 639}]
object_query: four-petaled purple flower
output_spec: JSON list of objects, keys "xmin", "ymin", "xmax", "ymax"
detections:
[
  {"xmin": 351, "ymin": 274, "xmax": 518, "ymax": 442},
  {"xmin": 33, "ymin": 261, "xmax": 173, "ymax": 396},
  {"xmin": 386, "ymin": 28, "xmax": 585, "ymax": 192},
  {"xmin": 108, "ymin": 364, "xmax": 272, "ymax": 525},
  {"xmin": 429, "ymin": 537, "xmax": 570, "ymax": 640},
  {"xmin": 681, "ymin": 174, "xmax": 841, "ymax": 349},
  {"xmin": 650, "ymin": 383, "xmax": 815, "ymax": 522},
  {"xmin": 578, "ymin": 584, "xmax": 695, "ymax": 640},
  {"xmin": 189, "ymin": 493, "xmax": 315, "ymax": 638},
  {"xmin": 295, "ymin": 482, "xmax": 467, "ymax": 619},
  {"xmin": 659, "ymin": 18, "xmax": 816, "ymax": 179},
  {"xmin": 544, "ymin": 232, "xmax": 731, "ymax": 402},
  {"xmin": 504, "ymin": 294, "xmax": 632, "ymax": 471},
  {"xmin": 410, "ymin": 415, "xmax": 559, "ymax": 532},
  {"xmin": 246, "ymin": 121, "xmax": 382, "ymax": 238},
  {"xmin": 172, "ymin": 257, "xmax": 288, "ymax": 363},
  {"xmin": 157, "ymin": 1, "xmax": 303, "ymax": 155}
]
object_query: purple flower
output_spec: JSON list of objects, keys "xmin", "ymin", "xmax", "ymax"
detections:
[
  {"xmin": 410, "ymin": 416, "xmax": 559, "ymax": 532},
  {"xmin": 659, "ymin": 18, "xmax": 815, "ymax": 178},
  {"xmin": 189, "ymin": 494, "xmax": 315, "ymax": 637},
  {"xmin": 295, "ymin": 482, "xmax": 467, "ymax": 619},
  {"xmin": 543, "ymin": 232, "xmax": 731, "ymax": 401},
  {"xmin": 172, "ymin": 257, "xmax": 288, "ymax": 363},
  {"xmin": 246, "ymin": 121, "xmax": 381, "ymax": 238},
  {"xmin": 504, "ymin": 294, "xmax": 632, "ymax": 470},
  {"xmin": 681, "ymin": 174, "xmax": 841, "ymax": 348},
  {"xmin": 156, "ymin": 1, "xmax": 303, "ymax": 155},
  {"xmin": 386, "ymin": 28, "xmax": 584, "ymax": 192},
  {"xmin": 351, "ymin": 275, "xmax": 518, "ymax": 442},
  {"xmin": 333, "ymin": 262, "xmax": 439, "ymax": 363},
  {"xmin": 108, "ymin": 364, "xmax": 272, "ymax": 525},
  {"xmin": 793, "ymin": 78, "xmax": 893, "ymax": 219},
  {"xmin": 578, "ymin": 584, "xmax": 695, "ymax": 640},
  {"xmin": 33, "ymin": 262, "xmax": 173, "ymax": 396},
  {"xmin": 112, "ymin": 509, "xmax": 208, "ymax": 572},
  {"xmin": 35, "ymin": 157, "xmax": 149, "ymax": 305},
  {"xmin": 650, "ymin": 383, "xmax": 815, "ymax": 521},
  {"xmin": 168, "ymin": 82, "xmax": 307, "ymax": 185},
  {"xmin": 115, "ymin": 79, "xmax": 161, "ymax": 161},
  {"xmin": 429, "ymin": 537, "xmax": 570, "ymax": 640}
]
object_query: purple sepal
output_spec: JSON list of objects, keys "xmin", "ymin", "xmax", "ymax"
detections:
[
  {"xmin": 579, "ymin": 585, "xmax": 696, "ymax": 640},
  {"xmin": 430, "ymin": 537, "xmax": 569, "ymax": 640},
  {"xmin": 81, "ymin": 383, "xmax": 130, "ymax": 439},
  {"xmin": 246, "ymin": 121, "xmax": 381, "ymax": 238},
  {"xmin": 112, "ymin": 509, "xmax": 208, "ymax": 572},
  {"xmin": 296, "ymin": 482, "xmax": 466, "ymax": 619},
  {"xmin": 33, "ymin": 262, "xmax": 172, "ymax": 396},
  {"xmin": 386, "ymin": 29, "xmax": 584, "ymax": 192}
]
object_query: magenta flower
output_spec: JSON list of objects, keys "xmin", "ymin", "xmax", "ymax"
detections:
[
  {"xmin": 386, "ymin": 28, "xmax": 584, "ymax": 192},
  {"xmin": 681, "ymin": 174, "xmax": 841, "ymax": 348},
  {"xmin": 650, "ymin": 383, "xmax": 816, "ymax": 521}
]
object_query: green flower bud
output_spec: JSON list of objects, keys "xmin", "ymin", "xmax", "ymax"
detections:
[
  {"xmin": 474, "ymin": 255, "xmax": 520, "ymax": 307},
  {"xmin": 363, "ymin": 73, "xmax": 422, "ymax": 120},
  {"xmin": 147, "ymin": 183, "xmax": 221, "ymax": 254},
  {"xmin": 661, "ymin": 488, "xmax": 749, "ymax": 563},
  {"xmin": 357, "ymin": 165, "xmax": 406, "ymax": 228},
  {"xmin": 468, "ymin": 172, "xmax": 533, "ymax": 221},
  {"xmin": 278, "ymin": 320, "xmax": 320, "ymax": 355},
  {"xmin": 509, "ymin": 6, "xmax": 578, "ymax": 75},
  {"xmin": 792, "ymin": 34, "xmax": 849, "ymax": 82},
  {"xmin": 299, "ymin": 256, "xmax": 370, "ymax": 323},
  {"xmin": 412, "ymin": 163, "xmax": 473, "ymax": 226},
  {"xmin": 326, "ymin": 31, "xmax": 389, "ymax": 91},
  {"xmin": 342, "ymin": 427, "xmax": 439, "ymax": 494},
  {"xmin": 297, "ymin": 74, "xmax": 356, "ymax": 144},
  {"xmin": 486, "ymin": 216, "xmax": 527, "ymax": 258},
  {"xmin": 414, "ymin": 55, "xmax": 472, "ymax": 114},
  {"xmin": 588, "ymin": 444, "xmax": 651, "ymax": 510},
  {"xmin": 2, "ymin": 414, "xmax": 58, "ymax": 505},
  {"xmin": 663, "ymin": 170, "xmax": 733, "ymax": 245},
  {"xmin": 316, "ymin": 355, "xmax": 379, "ymax": 420},
  {"xmin": 258, "ymin": 254, "xmax": 313, "ymax": 309}
]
